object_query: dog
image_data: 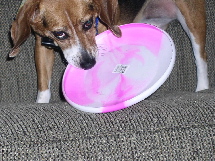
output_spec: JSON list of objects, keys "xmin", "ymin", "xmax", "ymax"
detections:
[{"xmin": 9, "ymin": 0, "xmax": 209, "ymax": 103}]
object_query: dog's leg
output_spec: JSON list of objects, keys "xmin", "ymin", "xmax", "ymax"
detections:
[
  {"xmin": 134, "ymin": 0, "xmax": 209, "ymax": 91},
  {"xmin": 175, "ymin": 1, "xmax": 209, "ymax": 91},
  {"xmin": 133, "ymin": 0, "xmax": 177, "ymax": 30},
  {"xmin": 35, "ymin": 35, "xmax": 55, "ymax": 103}
]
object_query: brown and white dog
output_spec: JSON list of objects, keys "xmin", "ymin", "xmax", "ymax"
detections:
[{"xmin": 9, "ymin": 0, "xmax": 208, "ymax": 103}]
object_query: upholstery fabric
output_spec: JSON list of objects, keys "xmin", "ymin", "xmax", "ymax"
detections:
[{"xmin": 0, "ymin": 0, "xmax": 214, "ymax": 160}]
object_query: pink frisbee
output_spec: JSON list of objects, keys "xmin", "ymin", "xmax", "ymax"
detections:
[{"xmin": 62, "ymin": 23, "xmax": 175, "ymax": 113}]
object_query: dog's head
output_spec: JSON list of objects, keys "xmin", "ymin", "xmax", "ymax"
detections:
[{"xmin": 10, "ymin": 0, "xmax": 121, "ymax": 69}]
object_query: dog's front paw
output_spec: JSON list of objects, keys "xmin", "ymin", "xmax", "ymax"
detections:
[{"xmin": 36, "ymin": 89, "xmax": 51, "ymax": 103}]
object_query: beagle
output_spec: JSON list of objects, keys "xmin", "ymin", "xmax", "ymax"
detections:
[{"xmin": 9, "ymin": 0, "xmax": 208, "ymax": 103}]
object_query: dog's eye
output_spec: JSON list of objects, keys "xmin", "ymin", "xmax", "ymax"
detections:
[
  {"xmin": 52, "ymin": 31, "xmax": 69, "ymax": 40},
  {"xmin": 83, "ymin": 18, "xmax": 93, "ymax": 31}
]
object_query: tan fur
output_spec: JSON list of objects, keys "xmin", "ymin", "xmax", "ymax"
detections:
[
  {"xmin": 9, "ymin": 0, "xmax": 208, "ymax": 102},
  {"xmin": 10, "ymin": 0, "xmax": 121, "ymax": 94},
  {"xmin": 175, "ymin": 0, "xmax": 207, "ymax": 60},
  {"xmin": 35, "ymin": 35, "xmax": 54, "ymax": 91}
]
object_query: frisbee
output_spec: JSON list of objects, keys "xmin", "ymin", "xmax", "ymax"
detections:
[{"xmin": 62, "ymin": 23, "xmax": 175, "ymax": 113}]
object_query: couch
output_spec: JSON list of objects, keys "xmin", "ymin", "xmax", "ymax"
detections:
[{"xmin": 0, "ymin": 0, "xmax": 214, "ymax": 160}]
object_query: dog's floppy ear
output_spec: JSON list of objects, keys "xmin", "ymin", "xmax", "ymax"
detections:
[
  {"xmin": 9, "ymin": 0, "xmax": 39, "ymax": 57},
  {"xmin": 94, "ymin": 0, "xmax": 122, "ymax": 37}
]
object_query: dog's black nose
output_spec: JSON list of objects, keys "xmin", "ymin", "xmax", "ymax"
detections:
[{"xmin": 80, "ymin": 56, "xmax": 96, "ymax": 70}]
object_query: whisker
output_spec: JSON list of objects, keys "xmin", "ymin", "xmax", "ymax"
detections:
[{"xmin": 97, "ymin": 44, "xmax": 108, "ymax": 56}]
